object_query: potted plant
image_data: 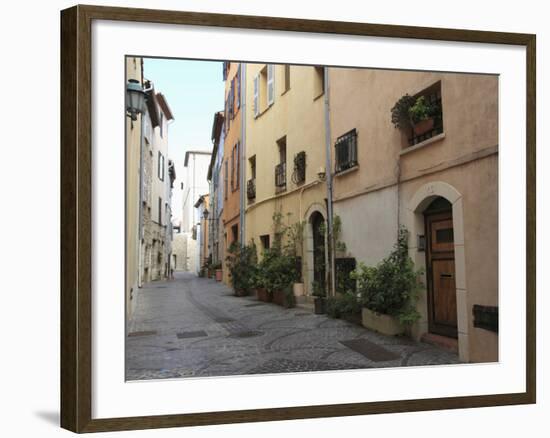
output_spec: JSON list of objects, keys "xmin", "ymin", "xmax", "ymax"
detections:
[
  {"xmin": 225, "ymin": 242, "xmax": 258, "ymax": 297},
  {"xmin": 391, "ymin": 94, "xmax": 438, "ymax": 137},
  {"xmin": 312, "ymin": 281, "xmax": 326, "ymax": 315},
  {"xmin": 213, "ymin": 262, "xmax": 223, "ymax": 281},
  {"xmin": 353, "ymin": 228, "xmax": 422, "ymax": 336}
]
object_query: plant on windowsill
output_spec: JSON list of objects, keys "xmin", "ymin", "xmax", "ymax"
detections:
[
  {"xmin": 391, "ymin": 94, "xmax": 438, "ymax": 137},
  {"xmin": 353, "ymin": 227, "xmax": 423, "ymax": 336}
]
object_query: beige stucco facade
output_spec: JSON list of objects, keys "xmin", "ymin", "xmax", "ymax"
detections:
[
  {"xmin": 329, "ymin": 68, "xmax": 498, "ymax": 363},
  {"xmin": 244, "ymin": 63, "xmax": 329, "ymax": 295}
]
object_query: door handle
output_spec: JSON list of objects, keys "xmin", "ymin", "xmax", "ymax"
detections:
[{"xmin": 440, "ymin": 273, "xmax": 453, "ymax": 278}]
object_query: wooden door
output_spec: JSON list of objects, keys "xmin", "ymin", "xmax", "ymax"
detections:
[{"xmin": 425, "ymin": 210, "xmax": 458, "ymax": 338}]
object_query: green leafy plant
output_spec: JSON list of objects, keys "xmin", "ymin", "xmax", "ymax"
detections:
[
  {"xmin": 311, "ymin": 280, "xmax": 326, "ymax": 298},
  {"xmin": 352, "ymin": 227, "xmax": 422, "ymax": 325},
  {"xmin": 225, "ymin": 241, "xmax": 258, "ymax": 295},
  {"xmin": 408, "ymin": 96, "xmax": 436, "ymax": 124},
  {"xmin": 391, "ymin": 94, "xmax": 416, "ymax": 130}
]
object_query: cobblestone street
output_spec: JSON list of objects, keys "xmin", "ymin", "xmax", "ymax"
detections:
[{"xmin": 126, "ymin": 272, "xmax": 459, "ymax": 380}]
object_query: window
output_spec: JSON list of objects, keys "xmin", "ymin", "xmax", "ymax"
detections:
[
  {"xmin": 267, "ymin": 64, "xmax": 274, "ymax": 105},
  {"xmin": 230, "ymin": 147, "xmax": 235, "ymax": 191},
  {"xmin": 335, "ymin": 129, "xmax": 358, "ymax": 173},
  {"xmin": 158, "ymin": 197, "xmax": 162, "ymax": 224},
  {"xmin": 236, "ymin": 65, "xmax": 241, "ymax": 109},
  {"xmin": 247, "ymin": 155, "xmax": 256, "ymax": 200},
  {"xmin": 160, "ymin": 112, "xmax": 164, "ymax": 138},
  {"xmin": 275, "ymin": 136, "xmax": 287, "ymax": 190},
  {"xmin": 292, "ymin": 151, "xmax": 306, "ymax": 184},
  {"xmin": 235, "ymin": 142, "xmax": 240, "ymax": 190},
  {"xmin": 158, "ymin": 152, "xmax": 165, "ymax": 181},
  {"xmin": 231, "ymin": 224, "xmax": 238, "ymax": 243},
  {"xmin": 283, "ymin": 65, "xmax": 290, "ymax": 93},
  {"xmin": 407, "ymin": 81, "xmax": 443, "ymax": 146},
  {"xmin": 224, "ymin": 160, "xmax": 228, "ymax": 200},
  {"xmin": 260, "ymin": 234, "xmax": 270, "ymax": 250},
  {"xmin": 254, "ymin": 64, "xmax": 274, "ymax": 118},
  {"xmin": 253, "ymin": 74, "xmax": 259, "ymax": 117},
  {"xmin": 313, "ymin": 67, "xmax": 325, "ymax": 99}
]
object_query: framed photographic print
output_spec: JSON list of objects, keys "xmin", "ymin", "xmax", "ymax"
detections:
[{"xmin": 60, "ymin": 4, "xmax": 536, "ymax": 433}]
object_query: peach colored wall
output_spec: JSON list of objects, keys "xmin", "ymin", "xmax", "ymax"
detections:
[{"xmin": 329, "ymin": 67, "xmax": 498, "ymax": 362}]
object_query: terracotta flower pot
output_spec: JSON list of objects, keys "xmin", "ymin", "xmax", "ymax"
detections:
[
  {"xmin": 413, "ymin": 117, "xmax": 434, "ymax": 136},
  {"xmin": 215, "ymin": 269, "xmax": 222, "ymax": 281},
  {"xmin": 256, "ymin": 288, "xmax": 271, "ymax": 302}
]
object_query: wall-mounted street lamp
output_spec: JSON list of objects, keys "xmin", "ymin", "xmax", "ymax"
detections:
[
  {"xmin": 126, "ymin": 79, "xmax": 147, "ymax": 121},
  {"xmin": 202, "ymin": 208, "xmax": 210, "ymax": 220}
]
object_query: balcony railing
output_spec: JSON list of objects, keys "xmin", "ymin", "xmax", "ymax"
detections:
[
  {"xmin": 247, "ymin": 178, "xmax": 256, "ymax": 200},
  {"xmin": 275, "ymin": 162, "xmax": 286, "ymax": 190},
  {"xmin": 335, "ymin": 129, "xmax": 358, "ymax": 173}
]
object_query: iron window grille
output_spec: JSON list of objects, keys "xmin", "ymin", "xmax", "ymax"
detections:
[
  {"xmin": 247, "ymin": 178, "xmax": 256, "ymax": 200},
  {"xmin": 292, "ymin": 151, "xmax": 306, "ymax": 184},
  {"xmin": 335, "ymin": 129, "xmax": 358, "ymax": 173},
  {"xmin": 275, "ymin": 162, "xmax": 286, "ymax": 189}
]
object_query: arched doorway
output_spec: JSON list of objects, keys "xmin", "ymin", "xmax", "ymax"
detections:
[
  {"xmin": 424, "ymin": 197, "xmax": 457, "ymax": 338},
  {"xmin": 310, "ymin": 211, "xmax": 326, "ymax": 295}
]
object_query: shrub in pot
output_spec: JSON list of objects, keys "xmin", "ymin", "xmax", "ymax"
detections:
[
  {"xmin": 226, "ymin": 241, "xmax": 258, "ymax": 297},
  {"xmin": 353, "ymin": 227, "xmax": 422, "ymax": 334}
]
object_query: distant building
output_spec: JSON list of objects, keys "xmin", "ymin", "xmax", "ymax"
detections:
[
  {"xmin": 207, "ymin": 111, "xmax": 225, "ymax": 269},
  {"xmin": 181, "ymin": 150, "xmax": 211, "ymax": 234}
]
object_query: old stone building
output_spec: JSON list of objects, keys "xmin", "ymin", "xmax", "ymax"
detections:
[{"xmin": 138, "ymin": 83, "xmax": 176, "ymax": 283}]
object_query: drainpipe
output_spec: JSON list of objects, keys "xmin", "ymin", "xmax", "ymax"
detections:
[
  {"xmin": 239, "ymin": 63, "xmax": 247, "ymax": 247},
  {"xmin": 323, "ymin": 67, "xmax": 336, "ymax": 298}
]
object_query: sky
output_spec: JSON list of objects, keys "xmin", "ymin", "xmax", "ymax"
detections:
[{"xmin": 143, "ymin": 58, "xmax": 224, "ymax": 224}]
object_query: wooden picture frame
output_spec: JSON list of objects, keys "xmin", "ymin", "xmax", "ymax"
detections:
[{"xmin": 60, "ymin": 4, "xmax": 536, "ymax": 433}]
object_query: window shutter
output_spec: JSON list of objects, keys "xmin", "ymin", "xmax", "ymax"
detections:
[
  {"xmin": 253, "ymin": 74, "xmax": 259, "ymax": 117},
  {"xmin": 267, "ymin": 64, "xmax": 274, "ymax": 105},
  {"xmin": 236, "ymin": 65, "xmax": 241, "ymax": 109}
]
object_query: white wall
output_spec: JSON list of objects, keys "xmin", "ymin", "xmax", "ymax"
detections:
[{"xmin": 1, "ymin": 1, "xmax": 546, "ymax": 438}]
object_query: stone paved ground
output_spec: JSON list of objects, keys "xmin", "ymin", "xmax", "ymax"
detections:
[{"xmin": 126, "ymin": 272, "xmax": 459, "ymax": 380}]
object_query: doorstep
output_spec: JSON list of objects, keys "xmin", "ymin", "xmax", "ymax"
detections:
[{"xmin": 421, "ymin": 332, "xmax": 458, "ymax": 353}]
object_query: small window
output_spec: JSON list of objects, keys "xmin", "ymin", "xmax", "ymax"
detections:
[
  {"xmin": 407, "ymin": 81, "xmax": 443, "ymax": 147},
  {"xmin": 335, "ymin": 129, "xmax": 358, "ymax": 173},
  {"xmin": 160, "ymin": 112, "xmax": 164, "ymax": 138},
  {"xmin": 282, "ymin": 65, "xmax": 290, "ymax": 93},
  {"xmin": 275, "ymin": 136, "xmax": 287, "ymax": 190},
  {"xmin": 158, "ymin": 152, "xmax": 165, "ymax": 181},
  {"xmin": 313, "ymin": 67, "xmax": 325, "ymax": 99},
  {"xmin": 231, "ymin": 224, "xmax": 239, "ymax": 243},
  {"xmin": 260, "ymin": 234, "xmax": 270, "ymax": 250},
  {"xmin": 224, "ymin": 160, "xmax": 228, "ymax": 200},
  {"xmin": 247, "ymin": 156, "xmax": 256, "ymax": 201},
  {"xmin": 236, "ymin": 65, "xmax": 241, "ymax": 109},
  {"xmin": 158, "ymin": 197, "xmax": 162, "ymax": 224}
]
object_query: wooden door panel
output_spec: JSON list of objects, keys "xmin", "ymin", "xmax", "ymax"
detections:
[
  {"xmin": 431, "ymin": 219, "xmax": 454, "ymax": 252},
  {"xmin": 432, "ymin": 259, "xmax": 458, "ymax": 328}
]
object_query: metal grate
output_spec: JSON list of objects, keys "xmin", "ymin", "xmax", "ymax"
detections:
[
  {"xmin": 229, "ymin": 330, "xmax": 264, "ymax": 338},
  {"xmin": 247, "ymin": 178, "xmax": 256, "ymax": 200},
  {"xmin": 176, "ymin": 330, "xmax": 208, "ymax": 339},
  {"xmin": 335, "ymin": 129, "xmax": 358, "ymax": 173},
  {"xmin": 292, "ymin": 151, "xmax": 306, "ymax": 184},
  {"xmin": 274, "ymin": 162, "xmax": 286, "ymax": 189},
  {"xmin": 128, "ymin": 330, "xmax": 157, "ymax": 337},
  {"xmin": 340, "ymin": 338, "xmax": 399, "ymax": 362}
]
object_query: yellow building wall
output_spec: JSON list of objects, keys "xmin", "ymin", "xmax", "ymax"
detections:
[
  {"xmin": 125, "ymin": 57, "xmax": 143, "ymax": 319},
  {"xmin": 244, "ymin": 64, "xmax": 328, "ymax": 295}
]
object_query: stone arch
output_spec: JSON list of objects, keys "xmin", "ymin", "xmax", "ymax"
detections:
[{"xmin": 407, "ymin": 181, "xmax": 469, "ymax": 362}]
